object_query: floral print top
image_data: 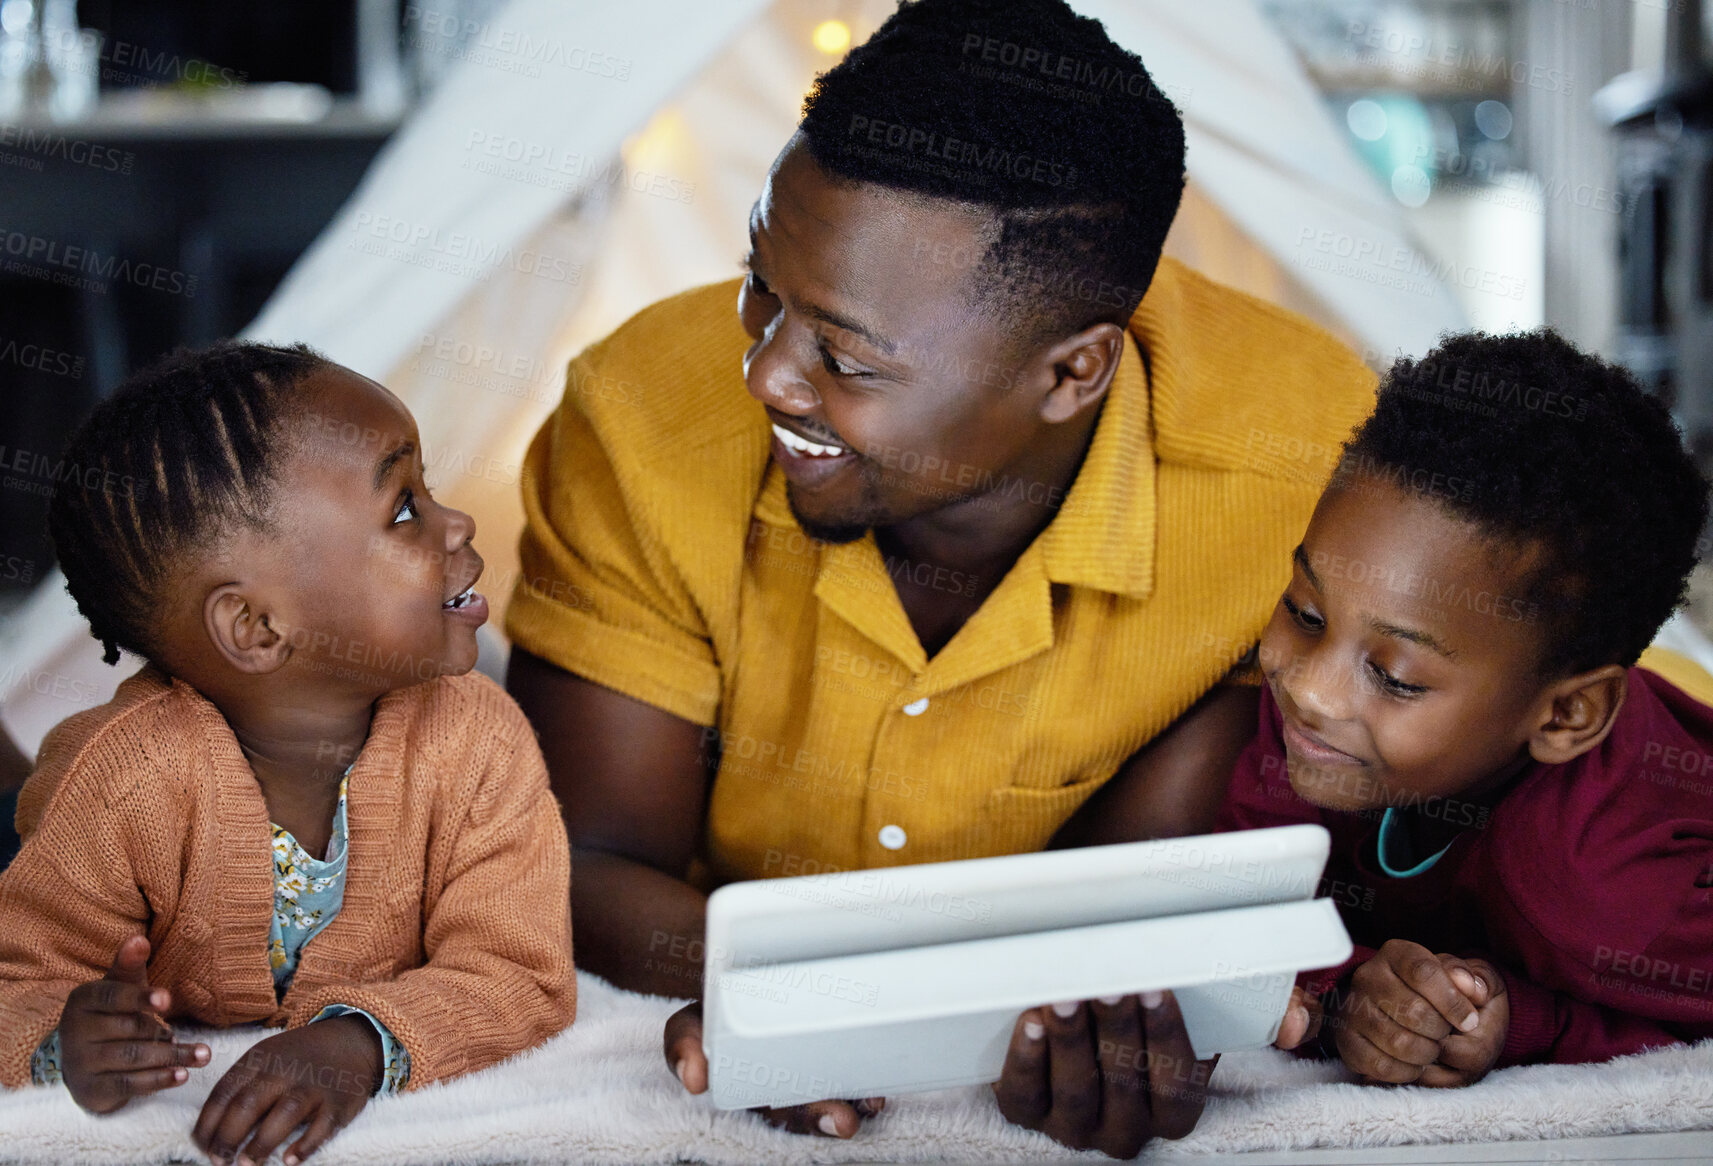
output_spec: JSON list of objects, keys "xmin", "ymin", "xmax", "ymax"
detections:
[{"xmin": 33, "ymin": 775, "xmax": 410, "ymax": 1093}]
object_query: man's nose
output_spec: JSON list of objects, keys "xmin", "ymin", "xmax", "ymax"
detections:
[{"xmin": 743, "ymin": 320, "xmax": 819, "ymax": 415}]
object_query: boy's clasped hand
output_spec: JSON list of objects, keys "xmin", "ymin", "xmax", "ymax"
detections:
[
  {"xmin": 1276, "ymin": 939, "xmax": 1509, "ymax": 1087},
  {"xmin": 59, "ymin": 935, "xmax": 383, "ymax": 1166}
]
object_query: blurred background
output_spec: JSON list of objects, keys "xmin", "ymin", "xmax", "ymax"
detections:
[{"xmin": 2, "ymin": 0, "xmax": 1710, "ymax": 761}]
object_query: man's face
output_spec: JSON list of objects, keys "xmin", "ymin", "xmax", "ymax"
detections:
[
  {"xmin": 1259, "ymin": 476, "xmax": 1553, "ymax": 813},
  {"xmin": 739, "ymin": 140, "xmax": 1055, "ymax": 542}
]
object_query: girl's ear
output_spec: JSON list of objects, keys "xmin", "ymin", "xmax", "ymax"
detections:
[
  {"xmin": 203, "ymin": 585, "xmax": 292, "ymax": 675},
  {"xmin": 1528, "ymin": 665, "xmax": 1627, "ymax": 766}
]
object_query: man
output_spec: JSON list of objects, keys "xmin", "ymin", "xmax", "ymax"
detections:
[{"xmin": 506, "ymin": 0, "xmax": 1374, "ymax": 1155}]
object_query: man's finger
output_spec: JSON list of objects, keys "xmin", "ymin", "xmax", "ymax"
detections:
[
  {"xmin": 662, "ymin": 1002, "xmax": 707, "ymax": 1094},
  {"xmin": 1090, "ymin": 995, "xmax": 1149, "ymax": 1158},
  {"xmin": 1394, "ymin": 950, "xmax": 1478, "ymax": 1034},
  {"xmin": 991, "ymin": 1008, "xmax": 1050, "ymax": 1128},
  {"xmin": 1143, "ymin": 990, "xmax": 1210, "ymax": 1142},
  {"xmin": 759, "ymin": 1099, "xmax": 860, "ymax": 1138},
  {"xmin": 1042, "ymin": 999, "xmax": 1099, "ymax": 1144}
]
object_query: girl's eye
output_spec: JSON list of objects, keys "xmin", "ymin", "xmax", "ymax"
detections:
[
  {"xmin": 1280, "ymin": 593, "xmax": 1323, "ymax": 631},
  {"xmin": 745, "ymin": 268, "xmax": 773, "ymax": 298},
  {"xmin": 1369, "ymin": 661, "xmax": 1428, "ymax": 697},
  {"xmin": 392, "ymin": 490, "xmax": 418, "ymax": 526},
  {"xmin": 818, "ymin": 344, "xmax": 862, "ymax": 377}
]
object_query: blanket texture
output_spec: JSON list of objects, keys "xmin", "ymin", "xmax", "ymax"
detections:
[{"xmin": 2, "ymin": 973, "xmax": 1710, "ymax": 1164}]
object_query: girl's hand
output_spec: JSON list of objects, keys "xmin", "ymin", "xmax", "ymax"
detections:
[
  {"xmin": 1417, "ymin": 956, "xmax": 1509, "ymax": 1088},
  {"xmin": 193, "ymin": 1014, "xmax": 382, "ymax": 1166},
  {"xmin": 1334, "ymin": 939, "xmax": 1480, "ymax": 1084},
  {"xmin": 59, "ymin": 935, "xmax": 211, "ymax": 1114}
]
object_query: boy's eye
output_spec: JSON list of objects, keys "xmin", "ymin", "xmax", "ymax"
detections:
[
  {"xmin": 1280, "ymin": 593, "xmax": 1323, "ymax": 631},
  {"xmin": 392, "ymin": 490, "xmax": 418, "ymax": 526},
  {"xmin": 1368, "ymin": 660, "xmax": 1427, "ymax": 696},
  {"xmin": 1368, "ymin": 661, "xmax": 1428, "ymax": 697},
  {"xmin": 746, "ymin": 270, "xmax": 773, "ymax": 298}
]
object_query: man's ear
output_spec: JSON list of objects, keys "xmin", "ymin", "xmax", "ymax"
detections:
[
  {"xmin": 1528, "ymin": 665, "xmax": 1627, "ymax": 766},
  {"xmin": 1036, "ymin": 322, "xmax": 1125, "ymax": 424},
  {"xmin": 203, "ymin": 585, "xmax": 292, "ymax": 675}
]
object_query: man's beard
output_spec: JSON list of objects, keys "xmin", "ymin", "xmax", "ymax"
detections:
[{"xmin": 784, "ymin": 483, "xmax": 875, "ymax": 544}]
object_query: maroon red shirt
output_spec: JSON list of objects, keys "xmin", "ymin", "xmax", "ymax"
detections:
[{"xmin": 1217, "ymin": 668, "xmax": 1713, "ymax": 1066}]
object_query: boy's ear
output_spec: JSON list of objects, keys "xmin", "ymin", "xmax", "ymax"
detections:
[
  {"xmin": 203, "ymin": 585, "xmax": 292, "ymax": 675},
  {"xmin": 1528, "ymin": 665, "xmax": 1628, "ymax": 766}
]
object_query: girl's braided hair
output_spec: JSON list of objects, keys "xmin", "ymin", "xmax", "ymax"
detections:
[{"xmin": 46, "ymin": 341, "xmax": 328, "ymax": 666}]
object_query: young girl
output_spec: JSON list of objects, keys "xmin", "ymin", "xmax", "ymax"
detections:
[{"xmin": 0, "ymin": 342, "xmax": 574, "ymax": 1164}]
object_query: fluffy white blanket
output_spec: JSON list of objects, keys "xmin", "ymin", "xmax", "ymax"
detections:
[{"xmin": 2, "ymin": 973, "xmax": 1710, "ymax": 1164}]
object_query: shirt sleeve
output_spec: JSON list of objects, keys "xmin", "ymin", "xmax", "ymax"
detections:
[
  {"xmin": 311, "ymin": 1006, "xmax": 410, "ymax": 1093},
  {"xmin": 284, "ymin": 707, "xmax": 575, "ymax": 1090},
  {"xmin": 503, "ymin": 352, "xmax": 722, "ymax": 726},
  {"xmin": 1495, "ymin": 959, "xmax": 1713, "ymax": 1067}
]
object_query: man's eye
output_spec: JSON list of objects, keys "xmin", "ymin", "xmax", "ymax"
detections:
[
  {"xmin": 818, "ymin": 345, "xmax": 861, "ymax": 377},
  {"xmin": 392, "ymin": 490, "xmax": 418, "ymax": 525},
  {"xmin": 1280, "ymin": 593, "xmax": 1323, "ymax": 631},
  {"xmin": 745, "ymin": 269, "xmax": 773, "ymax": 298}
]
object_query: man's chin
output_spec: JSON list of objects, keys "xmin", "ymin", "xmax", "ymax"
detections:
[{"xmin": 785, "ymin": 488, "xmax": 875, "ymax": 545}]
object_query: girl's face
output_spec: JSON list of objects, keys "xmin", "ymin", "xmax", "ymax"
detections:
[
  {"xmin": 260, "ymin": 365, "xmax": 487, "ymax": 689},
  {"xmin": 1259, "ymin": 476, "xmax": 1552, "ymax": 813}
]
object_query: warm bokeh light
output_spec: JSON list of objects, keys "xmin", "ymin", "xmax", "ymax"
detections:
[{"xmin": 812, "ymin": 19, "xmax": 851, "ymax": 55}]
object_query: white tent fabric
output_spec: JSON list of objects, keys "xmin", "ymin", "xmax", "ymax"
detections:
[{"xmin": 2, "ymin": 0, "xmax": 1471, "ymax": 755}]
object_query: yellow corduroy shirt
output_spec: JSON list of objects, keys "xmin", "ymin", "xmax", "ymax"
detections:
[{"xmin": 507, "ymin": 258, "xmax": 1377, "ymax": 885}]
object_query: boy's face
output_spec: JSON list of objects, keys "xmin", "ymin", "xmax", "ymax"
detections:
[
  {"xmin": 257, "ymin": 365, "xmax": 486, "ymax": 687},
  {"xmin": 1259, "ymin": 476, "xmax": 1551, "ymax": 812}
]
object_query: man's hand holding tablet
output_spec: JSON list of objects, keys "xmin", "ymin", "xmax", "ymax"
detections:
[
  {"xmin": 665, "ymin": 991, "xmax": 1213, "ymax": 1155},
  {"xmin": 667, "ymin": 826, "xmax": 1348, "ymax": 1156}
]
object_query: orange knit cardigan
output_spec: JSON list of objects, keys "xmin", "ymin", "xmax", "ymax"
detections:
[{"xmin": 0, "ymin": 667, "xmax": 575, "ymax": 1090}]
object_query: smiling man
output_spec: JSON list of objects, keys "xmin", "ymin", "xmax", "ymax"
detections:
[{"xmin": 505, "ymin": 0, "xmax": 1375, "ymax": 1154}]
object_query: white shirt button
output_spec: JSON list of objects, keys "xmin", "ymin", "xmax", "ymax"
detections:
[
  {"xmin": 878, "ymin": 824, "xmax": 907, "ymax": 850},
  {"xmin": 902, "ymin": 697, "xmax": 930, "ymax": 716}
]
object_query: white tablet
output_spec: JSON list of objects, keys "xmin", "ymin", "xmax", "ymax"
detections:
[{"xmin": 703, "ymin": 824, "xmax": 1350, "ymax": 1110}]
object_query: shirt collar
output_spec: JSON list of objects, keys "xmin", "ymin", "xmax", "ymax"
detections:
[{"xmin": 1039, "ymin": 327, "xmax": 1157, "ymax": 599}]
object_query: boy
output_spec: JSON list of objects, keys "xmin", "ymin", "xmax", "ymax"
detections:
[{"xmin": 1219, "ymin": 329, "xmax": 1713, "ymax": 1085}]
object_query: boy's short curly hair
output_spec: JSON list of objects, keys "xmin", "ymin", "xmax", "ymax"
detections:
[
  {"xmin": 798, "ymin": 0, "xmax": 1185, "ymax": 348},
  {"xmin": 46, "ymin": 341, "xmax": 328, "ymax": 666},
  {"xmin": 1339, "ymin": 329, "xmax": 1709, "ymax": 677}
]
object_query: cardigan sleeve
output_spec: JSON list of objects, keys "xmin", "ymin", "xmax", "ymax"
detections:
[
  {"xmin": 284, "ymin": 709, "xmax": 575, "ymax": 1089},
  {"xmin": 0, "ymin": 748, "xmax": 153, "ymax": 1088}
]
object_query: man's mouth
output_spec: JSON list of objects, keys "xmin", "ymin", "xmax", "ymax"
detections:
[
  {"xmin": 443, "ymin": 583, "xmax": 478, "ymax": 610},
  {"xmin": 771, "ymin": 422, "xmax": 851, "ymax": 459}
]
